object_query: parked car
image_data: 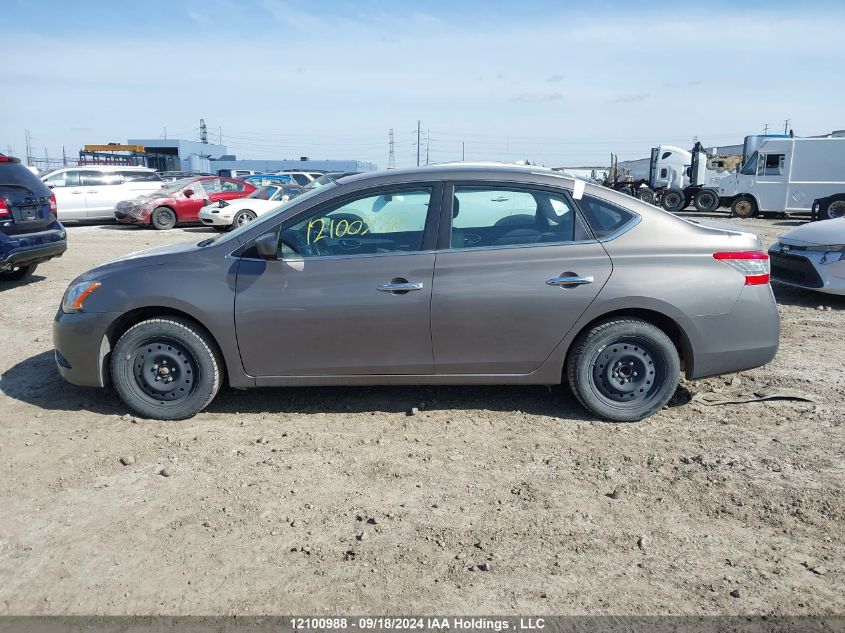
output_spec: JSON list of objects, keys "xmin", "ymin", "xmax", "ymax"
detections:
[
  {"xmin": 1, "ymin": 154, "xmax": 67, "ymax": 281},
  {"xmin": 217, "ymin": 169, "xmax": 261, "ymax": 179},
  {"xmin": 769, "ymin": 218, "xmax": 845, "ymax": 294},
  {"xmin": 273, "ymin": 170, "xmax": 324, "ymax": 186},
  {"xmin": 54, "ymin": 165, "xmax": 779, "ymax": 422},
  {"xmin": 811, "ymin": 193, "xmax": 845, "ymax": 221},
  {"xmin": 114, "ymin": 176, "xmax": 256, "ymax": 229},
  {"xmin": 243, "ymin": 174, "xmax": 295, "ymax": 188},
  {"xmin": 42, "ymin": 166, "xmax": 163, "ymax": 221},
  {"xmin": 157, "ymin": 171, "xmax": 212, "ymax": 182},
  {"xmin": 302, "ymin": 171, "xmax": 361, "ymax": 190},
  {"xmin": 199, "ymin": 184, "xmax": 303, "ymax": 230}
]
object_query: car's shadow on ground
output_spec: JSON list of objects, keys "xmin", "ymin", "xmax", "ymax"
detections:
[
  {"xmin": 2, "ymin": 350, "xmax": 692, "ymax": 422},
  {"xmin": 0, "ymin": 274, "xmax": 48, "ymax": 290},
  {"xmin": 90, "ymin": 224, "xmax": 217, "ymax": 234},
  {"xmin": 773, "ymin": 284, "xmax": 845, "ymax": 309}
]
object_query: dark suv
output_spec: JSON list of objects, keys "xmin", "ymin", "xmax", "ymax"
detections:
[{"xmin": 1, "ymin": 155, "xmax": 67, "ymax": 281}]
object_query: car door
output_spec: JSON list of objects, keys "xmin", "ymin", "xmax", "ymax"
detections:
[
  {"xmin": 79, "ymin": 169, "xmax": 124, "ymax": 219},
  {"xmin": 430, "ymin": 183, "xmax": 612, "ymax": 374},
  {"xmin": 43, "ymin": 169, "xmax": 87, "ymax": 220},
  {"xmin": 217, "ymin": 178, "xmax": 251, "ymax": 202},
  {"xmin": 234, "ymin": 183, "xmax": 441, "ymax": 378},
  {"xmin": 177, "ymin": 179, "xmax": 213, "ymax": 222},
  {"xmin": 755, "ymin": 151, "xmax": 788, "ymax": 212}
]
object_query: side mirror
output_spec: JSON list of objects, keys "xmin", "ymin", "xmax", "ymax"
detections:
[
  {"xmin": 184, "ymin": 188, "xmax": 194, "ymax": 198},
  {"xmin": 254, "ymin": 233, "xmax": 278, "ymax": 260}
]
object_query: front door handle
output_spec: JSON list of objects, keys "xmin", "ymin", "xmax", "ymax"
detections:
[
  {"xmin": 546, "ymin": 275, "xmax": 594, "ymax": 287},
  {"xmin": 377, "ymin": 280, "xmax": 424, "ymax": 293}
]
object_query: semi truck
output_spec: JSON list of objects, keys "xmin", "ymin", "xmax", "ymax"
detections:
[{"xmin": 717, "ymin": 136, "xmax": 845, "ymax": 219}]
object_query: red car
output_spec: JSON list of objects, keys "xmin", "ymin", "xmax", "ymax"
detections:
[{"xmin": 114, "ymin": 176, "xmax": 257, "ymax": 230}]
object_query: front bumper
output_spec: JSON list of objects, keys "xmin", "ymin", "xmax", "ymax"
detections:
[
  {"xmin": 53, "ymin": 310, "xmax": 121, "ymax": 388},
  {"xmin": 0, "ymin": 227, "xmax": 67, "ymax": 270},
  {"xmin": 198, "ymin": 209, "xmax": 234, "ymax": 226},
  {"xmin": 679, "ymin": 283, "xmax": 780, "ymax": 379},
  {"xmin": 114, "ymin": 205, "xmax": 151, "ymax": 225},
  {"xmin": 769, "ymin": 244, "xmax": 845, "ymax": 295}
]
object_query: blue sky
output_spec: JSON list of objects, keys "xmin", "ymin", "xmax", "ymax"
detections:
[{"xmin": 3, "ymin": 0, "xmax": 844, "ymax": 167}]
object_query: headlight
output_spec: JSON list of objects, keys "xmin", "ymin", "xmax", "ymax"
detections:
[{"xmin": 62, "ymin": 280, "xmax": 102, "ymax": 313}]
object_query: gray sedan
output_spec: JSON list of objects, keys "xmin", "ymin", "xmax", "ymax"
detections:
[{"xmin": 53, "ymin": 165, "xmax": 779, "ymax": 422}]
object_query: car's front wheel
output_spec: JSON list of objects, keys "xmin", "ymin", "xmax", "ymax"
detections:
[
  {"xmin": 0, "ymin": 264, "xmax": 37, "ymax": 281},
  {"xmin": 233, "ymin": 209, "xmax": 257, "ymax": 227},
  {"xmin": 110, "ymin": 317, "xmax": 223, "ymax": 420},
  {"xmin": 566, "ymin": 318, "xmax": 680, "ymax": 422},
  {"xmin": 151, "ymin": 206, "xmax": 177, "ymax": 230}
]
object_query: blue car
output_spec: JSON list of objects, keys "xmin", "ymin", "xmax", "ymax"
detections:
[
  {"xmin": 0, "ymin": 155, "xmax": 67, "ymax": 282},
  {"xmin": 242, "ymin": 174, "xmax": 295, "ymax": 188}
]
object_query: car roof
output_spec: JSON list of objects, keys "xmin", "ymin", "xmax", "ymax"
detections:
[
  {"xmin": 45, "ymin": 165, "xmax": 155, "ymax": 174},
  {"xmin": 335, "ymin": 163, "xmax": 574, "ymax": 186}
]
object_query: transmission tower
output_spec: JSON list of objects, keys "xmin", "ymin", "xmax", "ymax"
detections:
[
  {"xmin": 200, "ymin": 118, "xmax": 208, "ymax": 144},
  {"xmin": 388, "ymin": 128, "xmax": 396, "ymax": 169}
]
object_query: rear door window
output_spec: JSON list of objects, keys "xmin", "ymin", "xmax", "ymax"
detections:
[
  {"xmin": 450, "ymin": 186, "xmax": 584, "ymax": 249},
  {"xmin": 577, "ymin": 194, "xmax": 637, "ymax": 239},
  {"xmin": 44, "ymin": 170, "xmax": 81, "ymax": 187},
  {"xmin": 119, "ymin": 170, "xmax": 162, "ymax": 182},
  {"xmin": 80, "ymin": 171, "xmax": 123, "ymax": 186}
]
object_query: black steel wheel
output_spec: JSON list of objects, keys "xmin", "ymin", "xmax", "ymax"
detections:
[
  {"xmin": 566, "ymin": 318, "xmax": 680, "ymax": 422},
  {"xmin": 693, "ymin": 189, "xmax": 720, "ymax": 213},
  {"xmin": 660, "ymin": 188, "xmax": 686, "ymax": 213},
  {"xmin": 151, "ymin": 206, "xmax": 177, "ymax": 230},
  {"xmin": 111, "ymin": 317, "xmax": 222, "ymax": 420}
]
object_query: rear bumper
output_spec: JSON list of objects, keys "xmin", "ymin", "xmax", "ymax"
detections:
[
  {"xmin": 0, "ymin": 227, "xmax": 67, "ymax": 270},
  {"xmin": 53, "ymin": 310, "xmax": 119, "ymax": 388},
  {"xmin": 680, "ymin": 284, "xmax": 780, "ymax": 379}
]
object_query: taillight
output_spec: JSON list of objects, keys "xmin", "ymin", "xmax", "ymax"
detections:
[
  {"xmin": 49, "ymin": 193, "xmax": 58, "ymax": 215},
  {"xmin": 713, "ymin": 250, "xmax": 770, "ymax": 285},
  {"xmin": 0, "ymin": 197, "xmax": 9, "ymax": 218}
]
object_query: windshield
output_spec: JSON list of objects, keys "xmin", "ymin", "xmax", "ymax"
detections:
[
  {"xmin": 303, "ymin": 174, "xmax": 337, "ymax": 190},
  {"xmin": 249, "ymin": 185, "xmax": 280, "ymax": 200},
  {"xmin": 739, "ymin": 151, "xmax": 758, "ymax": 176},
  {"xmin": 199, "ymin": 182, "xmax": 333, "ymax": 247},
  {"xmin": 154, "ymin": 178, "xmax": 194, "ymax": 195}
]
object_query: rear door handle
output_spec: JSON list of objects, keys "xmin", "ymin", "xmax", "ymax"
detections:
[
  {"xmin": 377, "ymin": 281, "xmax": 424, "ymax": 292},
  {"xmin": 546, "ymin": 275, "xmax": 594, "ymax": 287}
]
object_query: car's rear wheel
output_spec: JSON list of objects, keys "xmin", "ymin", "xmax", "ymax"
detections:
[
  {"xmin": 636, "ymin": 187, "xmax": 655, "ymax": 205},
  {"xmin": 730, "ymin": 196, "xmax": 757, "ymax": 218},
  {"xmin": 819, "ymin": 197, "xmax": 845, "ymax": 220},
  {"xmin": 566, "ymin": 318, "xmax": 680, "ymax": 422},
  {"xmin": 0, "ymin": 264, "xmax": 37, "ymax": 281},
  {"xmin": 151, "ymin": 206, "xmax": 177, "ymax": 230},
  {"xmin": 660, "ymin": 188, "xmax": 686, "ymax": 212},
  {"xmin": 693, "ymin": 189, "xmax": 720, "ymax": 213},
  {"xmin": 110, "ymin": 317, "xmax": 222, "ymax": 420},
  {"xmin": 233, "ymin": 209, "xmax": 257, "ymax": 227}
]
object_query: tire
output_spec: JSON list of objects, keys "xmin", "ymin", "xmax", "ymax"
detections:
[
  {"xmin": 566, "ymin": 318, "xmax": 681, "ymax": 422},
  {"xmin": 636, "ymin": 188, "xmax": 655, "ymax": 205},
  {"xmin": 0, "ymin": 263, "xmax": 37, "ymax": 281},
  {"xmin": 232, "ymin": 209, "xmax": 257, "ymax": 228},
  {"xmin": 819, "ymin": 196, "xmax": 845, "ymax": 221},
  {"xmin": 660, "ymin": 188, "xmax": 686, "ymax": 213},
  {"xmin": 693, "ymin": 189, "xmax": 720, "ymax": 213},
  {"xmin": 110, "ymin": 317, "xmax": 223, "ymax": 420},
  {"xmin": 730, "ymin": 196, "xmax": 757, "ymax": 218},
  {"xmin": 151, "ymin": 206, "xmax": 177, "ymax": 230}
]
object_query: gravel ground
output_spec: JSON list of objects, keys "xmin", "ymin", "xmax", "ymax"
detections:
[{"xmin": 0, "ymin": 216, "xmax": 842, "ymax": 615}]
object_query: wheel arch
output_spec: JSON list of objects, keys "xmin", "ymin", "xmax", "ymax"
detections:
[
  {"xmin": 562, "ymin": 307, "xmax": 695, "ymax": 379},
  {"xmin": 101, "ymin": 306, "xmax": 229, "ymax": 387}
]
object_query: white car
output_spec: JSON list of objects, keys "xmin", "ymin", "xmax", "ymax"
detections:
[
  {"xmin": 769, "ymin": 218, "xmax": 845, "ymax": 295},
  {"xmin": 199, "ymin": 184, "xmax": 302, "ymax": 230},
  {"xmin": 42, "ymin": 166, "xmax": 163, "ymax": 221}
]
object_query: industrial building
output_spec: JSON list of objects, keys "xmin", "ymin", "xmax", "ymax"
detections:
[{"xmin": 126, "ymin": 138, "xmax": 376, "ymax": 174}]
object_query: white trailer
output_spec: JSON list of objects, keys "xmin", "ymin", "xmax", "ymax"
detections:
[{"xmin": 717, "ymin": 136, "xmax": 845, "ymax": 219}]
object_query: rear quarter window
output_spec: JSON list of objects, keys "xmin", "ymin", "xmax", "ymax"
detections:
[
  {"xmin": 120, "ymin": 170, "xmax": 162, "ymax": 182},
  {"xmin": 577, "ymin": 194, "xmax": 637, "ymax": 239}
]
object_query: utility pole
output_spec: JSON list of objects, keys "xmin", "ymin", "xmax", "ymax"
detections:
[
  {"xmin": 62, "ymin": 146, "xmax": 67, "ymax": 165},
  {"xmin": 163, "ymin": 126, "xmax": 167, "ymax": 139},
  {"xmin": 462, "ymin": 141, "xmax": 465, "ymax": 161},
  {"xmin": 783, "ymin": 119, "xmax": 790, "ymax": 134},
  {"xmin": 425, "ymin": 128, "xmax": 430, "ymax": 165},
  {"xmin": 416, "ymin": 120, "xmax": 421, "ymax": 167},
  {"xmin": 763, "ymin": 123, "xmax": 769, "ymax": 134},
  {"xmin": 25, "ymin": 129, "xmax": 32, "ymax": 166},
  {"xmin": 200, "ymin": 118, "xmax": 208, "ymax": 144},
  {"xmin": 219, "ymin": 127, "xmax": 223, "ymax": 145},
  {"xmin": 387, "ymin": 128, "xmax": 396, "ymax": 169}
]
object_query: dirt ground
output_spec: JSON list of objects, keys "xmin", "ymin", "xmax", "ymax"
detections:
[{"xmin": 0, "ymin": 214, "xmax": 842, "ymax": 616}]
